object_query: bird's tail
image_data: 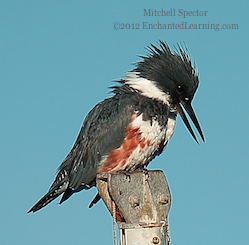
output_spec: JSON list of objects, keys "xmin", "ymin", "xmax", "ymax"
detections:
[
  {"xmin": 27, "ymin": 190, "xmax": 62, "ymax": 213},
  {"xmin": 28, "ymin": 169, "xmax": 70, "ymax": 213}
]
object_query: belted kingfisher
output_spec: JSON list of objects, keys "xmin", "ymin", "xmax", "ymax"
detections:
[{"xmin": 28, "ymin": 40, "xmax": 204, "ymax": 213}]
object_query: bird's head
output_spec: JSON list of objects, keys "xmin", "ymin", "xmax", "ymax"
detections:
[{"xmin": 125, "ymin": 40, "xmax": 204, "ymax": 143}]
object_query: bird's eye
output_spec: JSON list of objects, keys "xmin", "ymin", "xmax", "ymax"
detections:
[{"xmin": 177, "ymin": 85, "xmax": 183, "ymax": 93}]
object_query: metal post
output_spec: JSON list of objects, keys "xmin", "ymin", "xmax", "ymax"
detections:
[{"xmin": 96, "ymin": 170, "xmax": 171, "ymax": 245}]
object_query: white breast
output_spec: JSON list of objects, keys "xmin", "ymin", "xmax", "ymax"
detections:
[
  {"xmin": 123, "ymin": 112, "xmax": 176, "ymax": 171},
  {"xmin": 165, "ymin": 113, "xmax": 176, "ymax": 142}
]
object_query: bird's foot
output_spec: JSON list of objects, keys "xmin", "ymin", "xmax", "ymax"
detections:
[
  {"xmin": 140, "ymin": 167, "xmax": 150, "ymax": 180},
  {"xmin": 119, "ymin": 170, "xmax": 131, "ymax": 182}
]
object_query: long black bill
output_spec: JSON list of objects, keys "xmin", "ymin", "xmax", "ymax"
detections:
[{"xmin": 177, "ymin": 101, "xmax": 205, "ymax": 144}]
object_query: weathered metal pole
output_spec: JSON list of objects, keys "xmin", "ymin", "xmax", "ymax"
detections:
[{"xmin": 96, "ymin": 170, "xmax": 171, "ymax": 245}]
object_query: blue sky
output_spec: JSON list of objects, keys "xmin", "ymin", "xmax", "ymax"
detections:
[{"xmin": 1, "ymin": 1, "xmax": 248, "ymax": 244}]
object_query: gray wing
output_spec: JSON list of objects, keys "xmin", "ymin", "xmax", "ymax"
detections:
[{"xmin": 28, "ymin": 94, "xmax": 137, "ymax": 212}]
